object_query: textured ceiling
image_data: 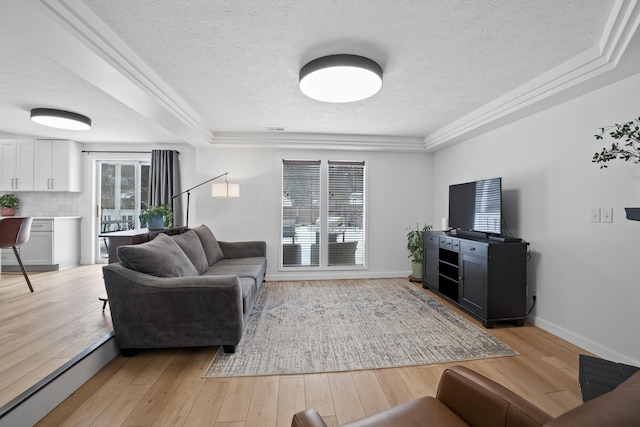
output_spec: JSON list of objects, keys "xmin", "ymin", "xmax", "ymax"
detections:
[
  {"xmin": 0, "ymin": 25, "xmax": 176, "ymax": 143},
  {"xmin": 0, "ymin": 0, "xmax": 637, "ymax": 150}
]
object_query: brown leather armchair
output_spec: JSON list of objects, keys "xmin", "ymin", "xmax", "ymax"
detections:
[{"xmin": 292, "ymin": 365, "xmax": 640, "ymax": 427}]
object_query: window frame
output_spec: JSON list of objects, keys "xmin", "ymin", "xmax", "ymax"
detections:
[
  {"xmin": 280, "ymin": 157, "xmax": 367, "ymax": 271},
  {"xmin": 96, "ymin": 159, "xmax": 150, "ymax": 263}
]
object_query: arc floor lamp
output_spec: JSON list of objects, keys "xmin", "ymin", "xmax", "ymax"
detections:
[{"xmin": 172, "ymin": 172, "xmax": 239, "ymax": 227}]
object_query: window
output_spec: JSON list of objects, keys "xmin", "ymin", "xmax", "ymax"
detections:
[
  {"xmin": 97, "ymin": 161, "xmax": 150, "ymax": 262},
  {"xmin": 328, "ymin": 161, "xmax": 365, "ymax": 266},
  {"xmin": 281, "ymin": 159, "xmax": 365, "ymax": 268},
  {"xmin": 99, "ymin": 162, "xmax": 149, "ymax": 231},
  {"xmin": 282, "ymin": 160, "xmax": 320, "ymax": 267}
]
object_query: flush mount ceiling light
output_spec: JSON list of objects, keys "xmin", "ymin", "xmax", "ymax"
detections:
[
  {"xmin": 30, "ymin": 108, "xmax": 92, "ymax": 130},
  {"xmin": 299, "ymin": 54, "xmax": 383, "ymax": 103}
]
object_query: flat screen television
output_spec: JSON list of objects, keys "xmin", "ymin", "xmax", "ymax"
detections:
[{"xmin": 449, "ymin": 177, "xmax": 502, "ymax": 235}]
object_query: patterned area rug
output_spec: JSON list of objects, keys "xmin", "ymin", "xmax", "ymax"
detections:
[{"xmin": 204, "ymin": 278, "xmax": 517, "ymax": 377}]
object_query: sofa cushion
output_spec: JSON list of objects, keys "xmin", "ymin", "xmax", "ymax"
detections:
[
  {"xmin": 205, "ymin": 261, "xmax": 265, "ymax": 281},
  {"xmin": 171, "ymin": 230, "xmax": 209, "ymax": 274},
  {"xmin": 192, "ymin": 224, "xmax": 225, "ymax": 265},
  {"xmin": 212, "ymin": 257, "xmax": 265, "ymax": 267},
  {"xmin": 238, "ymin": 277, "xmax": 256, "ymax": 314},
  {"xmin": 117, "ymin": 233, "xmax": 198, "ymax": 278}
]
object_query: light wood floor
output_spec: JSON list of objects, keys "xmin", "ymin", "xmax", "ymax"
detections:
[
  {"xmin": 0, "ymin": 264, "xmax": 112, "ymax": 411},
  {"xmin": 4, "ymin": 265, "xmax": 591, "ymax": 426}
]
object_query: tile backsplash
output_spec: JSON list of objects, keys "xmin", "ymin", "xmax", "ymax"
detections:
[{"xmin": 13, "ymin": 192, "xmax": 80, "ymax": 217}]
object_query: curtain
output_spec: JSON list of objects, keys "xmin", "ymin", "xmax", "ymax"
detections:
[{"xmin": 149, "ymin": 149, "xmax": 183, "ymax": 226}]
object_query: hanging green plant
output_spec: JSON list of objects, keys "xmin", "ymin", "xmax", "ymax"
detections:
[{"xmin": 592, "ymin": 116, "xmax": 640, "ymax": 168}]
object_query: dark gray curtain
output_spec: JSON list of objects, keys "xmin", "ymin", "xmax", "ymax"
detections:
[{"xmin": 149, "ymin": 149, "xmax": 183, "ymax": 226}]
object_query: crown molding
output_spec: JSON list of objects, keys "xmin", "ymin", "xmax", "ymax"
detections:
[
  {"xmin": 211, "ymin": 132, "xmax": 427, "ymax": 152},
  {"xmin": 4, "ymin": 1, "xmax": 637, "ymax": 153},
  {"xmin": 424, "ymin": 0, "xmax": 640, "ymax": 152},
  {"xmin": 1, "ymin": 0, "xmax": 213, "ymax": 146}
]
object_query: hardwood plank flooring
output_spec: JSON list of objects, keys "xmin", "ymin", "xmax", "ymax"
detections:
[
  {"xmin": 3, "ymin": 265, "xmax": 591, "ymax": 425},
  {"xmin": 0, "ymin": 265, "xmax": 112, "ymax": 411}
]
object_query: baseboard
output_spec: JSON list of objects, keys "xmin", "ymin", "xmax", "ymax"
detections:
[
  {"xmin": 530, "ymin": 316, "xmax": 640, "ymax": 367},
  {"xmin": 268, "ymin": 270, "xmax": 411, "ymax": 281},
  {"xmin": 0, "ymin": 331, "xmax": 119, "ymax": 427},
  {"xmin": 0, "ymin": 264, "xmax": 59, "ymax": 272}
]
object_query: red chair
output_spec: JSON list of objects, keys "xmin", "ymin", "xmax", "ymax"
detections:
[{"xmin": 0, "ymin": 217, "xmax": 34, "ymax": 292}]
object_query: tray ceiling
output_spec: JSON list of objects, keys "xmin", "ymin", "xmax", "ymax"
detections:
[{"xmin": 0, "ymin": 1, "xmax": 638, "ymax": 151}]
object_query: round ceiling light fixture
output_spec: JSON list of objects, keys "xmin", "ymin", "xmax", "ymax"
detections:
[
  {"xmin": 30, "ymin": 108, "xmax": 92, "ymax": 130},
  {"xmin": 299, "ymin": 54, "xmax": 383, "ymax": 103}
]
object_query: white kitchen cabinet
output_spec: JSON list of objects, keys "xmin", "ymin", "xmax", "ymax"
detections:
[
  {"xmin": 21, "ymin": 222, "xmax": 54, "ymax": 264},
  {"xmin": 0, "ymin": 217, "xmax": 81, "ymax": 271},
  {"xmin": 34, "ymin": 140, "xmax": 83, "ymax": 192},
  {"xmin": 0, "ymin": 139, "xmax": 35, "ymax": 191}
]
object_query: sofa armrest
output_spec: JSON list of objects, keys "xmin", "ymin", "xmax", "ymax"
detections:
[
  {"xmin": 546, "ymin": 370, "xmax": 640, "ymax": 427},
  {"xmin": 103, "ymin": 263, "xmax": 244, "ymax": 349},
  {"xmin": 437, "ymin": 366, "xmax": 553, "ymax": 427},
  {"xmin": 219, "ymin": 240, "xmax": 266, "ymax": 259},
  {"xmin": 291, "ymin": 409, "xmax": 328, "ymax": 427}
]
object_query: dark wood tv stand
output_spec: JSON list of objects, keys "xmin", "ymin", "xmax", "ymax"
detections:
[{"xmin": 422, "ymin": 231, "xmax": 528, "ymax": 328}]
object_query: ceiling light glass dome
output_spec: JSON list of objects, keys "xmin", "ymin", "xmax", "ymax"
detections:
[
  {"xmin": 30, "ymin": 108, "xmax": 92, "ymax": 130},
  {"xmin": 299, "ymin": 54, "xmax": 383, "ymax": 103}
]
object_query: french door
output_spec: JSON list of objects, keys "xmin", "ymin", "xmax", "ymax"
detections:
[{"xmin": 96, "ymin": 161, "xmax": 149, "ymax": 263}]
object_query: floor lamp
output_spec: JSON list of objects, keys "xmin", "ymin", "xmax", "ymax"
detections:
[{"xmin": 172, "ymin": 172, "xmax": 239, "ymax": 227}]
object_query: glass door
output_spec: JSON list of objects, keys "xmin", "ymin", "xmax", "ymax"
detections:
[{"xmin": 96, "ymin": 161, "xmax": 149, "ymax": 263}]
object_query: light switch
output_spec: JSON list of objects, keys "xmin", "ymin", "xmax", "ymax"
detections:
[
  {"xmin": 602, "ymin": 208, "xmax": 613, "ymax": 223},
  {"xmin": 591, "ymin": 208, "xmax": 601, "ymax": 223}
]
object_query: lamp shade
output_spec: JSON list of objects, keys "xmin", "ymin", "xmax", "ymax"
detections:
[
  {"xmin": 30, "ymin": 108, "xmax": 91, "ymax": 130},
  {"xmin": 212, "ymin": 182, "xmax": 240, "ymax": 198},
  {"xmin": 299, "ymin": 54, "xmax": 383, "ymax": 103}
]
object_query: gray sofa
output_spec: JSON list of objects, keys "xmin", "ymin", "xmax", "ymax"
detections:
[{"xmin": 102, "ymin": 224, "xmax": 266, "ymax": 354}]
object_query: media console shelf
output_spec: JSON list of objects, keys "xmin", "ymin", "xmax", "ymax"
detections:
[{"xmin": 422, "ymin": 231, "xmax": 527, "ymax": 328}]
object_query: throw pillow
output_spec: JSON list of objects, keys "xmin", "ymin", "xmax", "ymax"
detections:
[
  {"xmin": 171, "ymin": 230, "xmax": 209, "ymax": 274},
  {"xmin": 192, "ymin": 224, "xmax": 225, "ymax": 265},
  {"xmin": 117, "ymin": 233, "xmax": 199, "ymax": 277}
]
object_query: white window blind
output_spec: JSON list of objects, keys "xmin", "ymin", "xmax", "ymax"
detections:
[
  {"xmin": 282, "ymin": 160, "xmax": 320, "ymax": 267},
  {"xmin": 328, "ymin": 161, "xmax": 365, "ymax": 266},
  {"xmin": 281, "ymin": 159, "xmax": 365, "ymax": 268}
]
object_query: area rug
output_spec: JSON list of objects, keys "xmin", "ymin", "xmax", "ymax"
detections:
[{"xmin": 204, "ymin": 278, "xmax": 517, "ymax": 377}]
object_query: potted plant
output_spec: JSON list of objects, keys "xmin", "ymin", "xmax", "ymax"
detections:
[
  {"xmin": 592, "ymin": 115, "xmax": 640, "ymax": 168},
  {"xmin": 407, "ymin": 223, "xmax": 433, "ymax": 280},
  {"xmin": 139, "ymin": 204, "xmax": 173, "ymax": 229},
  {"xmin": 592, "ymin": 115, "xmax": 640, "ymax": 221},
  {"xmin": 0, "ymin": 193, "xmax": 19, "ymax": 216}
]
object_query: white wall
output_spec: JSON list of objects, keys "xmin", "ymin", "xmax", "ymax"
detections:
[
  {"xmin": 80, "ymin": 143, "xmax": 432, "ymax": 278},
  {"xmin": 188, "ymin": 147, "xmax": 432, "ymax": 280},
  {"xmin": 432, "ymin": 72, "xmax": 640, "ymax": 365}
]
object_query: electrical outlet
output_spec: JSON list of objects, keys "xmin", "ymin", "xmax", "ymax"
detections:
[
  {"xmin": 602, "ymin": 208, "xmax": 613, "ymax": 223},
  {"xmin": 591, "ymin": 208, "xmax": 601, "ymax": 223}
]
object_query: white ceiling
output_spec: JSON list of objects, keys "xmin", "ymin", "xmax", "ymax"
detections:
[{"xmin": 0, "ymin": 0, "xmax": 638, "ymax": 151}]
